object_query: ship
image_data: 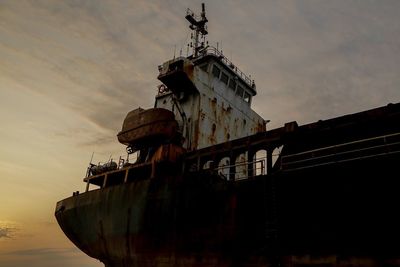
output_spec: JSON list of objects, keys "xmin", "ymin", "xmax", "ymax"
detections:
[{"xmin": 55, "ymin": 4, "xmax": 400, "ymax": 267}]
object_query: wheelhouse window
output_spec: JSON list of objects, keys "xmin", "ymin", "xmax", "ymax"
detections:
[
  {"xmin": 212, "ymin": 65, "xmax": 221, "ymax": 78},
  {"xmin": 229, "ymin": 79, "xmax": 236, "ymax": 90},
  {"xmin": 236, "ymin": 85, "xmax": 244, "ymax": 97},
  {"xmin": 244, "ymin": 91, "xmax": 251, "ymax": 103},
  {"xmin": 220, "ymin": 72, "xmax": 229, "ymax": 84},
  {"xmin": 200, "ymin": 63, "xmax": 208, "ymax": 72}
]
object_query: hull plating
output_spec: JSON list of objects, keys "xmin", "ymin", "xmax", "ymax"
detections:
[{"xmin": 56, "ymin": 151, "xmax": 400, "ymax": 267}]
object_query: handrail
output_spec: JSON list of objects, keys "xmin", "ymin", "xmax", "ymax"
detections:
[
  {"xmin": 211, "ymin": 158, "xmax": 268, "ymax": 180},
  {"xmin": 281, "ymin": 132, "xmax": 400, "ymax": 170},
  {"xmin": 282, "ymin": 132, "xmax": 400, "ymax": 159}
]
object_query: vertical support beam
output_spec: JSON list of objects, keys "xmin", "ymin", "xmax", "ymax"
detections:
[
  {"xmin": 247, "ymin": 148, "xmax": 255, "ymax": 178},
  {"xmin": 267, "ymin": 148, "xmax": 273, "ymax": 175},
  {"xmin": 181, "ymin": 158, "xmax": 186, "ymax": 175},
  {"xmin": 196, "ymin": 156, "xmax": 201, "ymax": 172},
  {"xmin": 85, "ymin": 179, "xmax": 90, "ymax": 192},
  {"xmin": 209, "ymin": 150, "xmax": 217, "ymax": 171},
  {"xmin": 213, "ymin": 156, "xmax": 220, "ymax": 171},
  {"xmin": 102, "ymin": 174, "xmax": 108, "ymax": 188},
  {"xmin": 209, "ymin": 158, "xmax": 216, "ymax": 170},
  {"xmin": 260, "ymin": 160, "xmax": 265, "ymax": 176},
  {"xmin": 124, "ymin": 168, "xmax": 129, "ymax": 183},
  {"xmin": 229, "ymin": 152, "xmax": 236, "ymax": 181}
]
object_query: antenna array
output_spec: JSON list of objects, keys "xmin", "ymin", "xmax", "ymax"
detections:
[{"xmin": 185, "ymin": 3, "xmax": 208, "ymax": 58}]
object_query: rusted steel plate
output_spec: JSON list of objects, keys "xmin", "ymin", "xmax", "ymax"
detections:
[{"xmin": 117, "ymin": 108, "xmax": 179, "ymax": 147}]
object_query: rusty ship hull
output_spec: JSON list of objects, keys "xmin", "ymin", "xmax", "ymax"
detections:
[
  {"xmin": 56, "ymin": 174, "xmax": 241, "ymax": 267},
  {"xmin": 56, "ymin": 103, "xmax": 400, "ymax": 267}
]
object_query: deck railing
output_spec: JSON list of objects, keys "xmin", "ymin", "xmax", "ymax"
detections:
[
  {"xmin": 281, "ymin": 132, "xmax": 400, "ymax": 171},
  {"xmin": 198, "ymin": 46, "xmax": 256, "ymax": 90}
]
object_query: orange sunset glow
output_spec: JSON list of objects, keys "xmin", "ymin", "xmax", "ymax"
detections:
[{"xmin": 1, "ymin": 1, "xmax": 400, "ymax": 266}]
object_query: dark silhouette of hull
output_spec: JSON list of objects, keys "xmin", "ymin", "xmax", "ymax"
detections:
[{"xmin": 55, "ymin": 103, "xmax": 400, "ymax": 267}]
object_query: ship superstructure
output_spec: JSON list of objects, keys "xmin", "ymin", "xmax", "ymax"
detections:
[
  {"xmin": 55, "ymin": 4, "xmax": 400, "ymax": 267},
  {"xmin": 155, "ymin": 4, "xmax": 264, "ymax": 151}
]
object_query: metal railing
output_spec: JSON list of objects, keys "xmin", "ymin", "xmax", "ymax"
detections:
[
  {"xmin": 281, "ymin": 132, "xmax": 400, "ymax": 171},
  {"xmin": 204, "ymin": 157, "xmax": 268, "ymax": 181},
  {"xmin": 198, "ymin": 46, "xmax": 256, "ymax": 90},
  {"xmin": 85, "ymin": 153, "xmax": 136, "ymax": 179}
]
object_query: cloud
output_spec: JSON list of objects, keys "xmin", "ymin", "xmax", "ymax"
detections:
[
  {"xmin": 1, "ymin": 0, "xmax": 400, "ymax": 138},
  {"xmin": 0, "ymin": 1, "xmax": 160, "ymax": 134},
  {"xmin": 224, "ymin": 0, "xmax": 400, "ymax": 127},
  {"xmin": 0, "ymin": 227, "xmax": 13, "ymax": 239},
  {"xmin": 0, "ymin": 247, "xmax": 100, "ymax": 267},
  {"xmin": 4, "ymin": 247, "xmax": 76, "ymax": 256},
  {"xmin": 0, "ymin": 1, "xmax": 193, "ymax": 149},
  {"xmin": 0, "ymin": 221, "xmax": 19, "ymax": 240}
]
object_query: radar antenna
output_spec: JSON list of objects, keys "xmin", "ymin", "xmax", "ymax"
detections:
[{"xmin": 185, "ymin": 3, "xmax": 208, "ymax": 58}]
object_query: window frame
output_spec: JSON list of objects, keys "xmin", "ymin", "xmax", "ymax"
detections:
[
  {"xmin": 212, "ymin": 64, "xmax": 221, "ymax": 78},
  {"xmin": 229, "ymin": 79, "xmax": 237, "ymax": 91},
  {"xmin": 244, "ymin": 91, "xmax": 251, "ymax": 103},
  {"xmin": 220, "ymin": 72, "xmax": 229, "ymax": 84},
  {"xmin": 236, "ymin": 85, "xmax": 244, "ymax": 98}
]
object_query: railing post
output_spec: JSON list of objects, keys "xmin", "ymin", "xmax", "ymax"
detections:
[
  {"xmin": 229, "ymin": 153, "xmax": 236, "ymax": 181},
  {"xmin": 247, "ymin": 149, "xmax": 255, "ymax": 178},
  {"xmin": 124, "ymin": 168, "xmax": 129, "ymax": 183},
  {"xmin": 196, "ymin": 156, "xmax": 201, "ymax": 172},
  {"xmin": 85, "ymin": 179, "xmax": 90, "ymax": 192},
  {"xmin": 267, "ymin": 149, "xmax": 273, "ymax": 175},
  {"xmin": 102, "ymin": 174, "xmax": 108, "ymax": 188},
  {"xmin": 260, "ymin": 160, "xmax": 265, "ymax": 176}
]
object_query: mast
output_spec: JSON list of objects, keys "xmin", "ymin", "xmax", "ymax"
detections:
[{"xmin": 185, "ymin": 3, "xmax": 208, "ymax": 57}]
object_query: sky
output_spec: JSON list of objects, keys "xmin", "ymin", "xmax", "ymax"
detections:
[{"xmin": 0, "ymin": 0, "xmax": 400, "ymax": 266}]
